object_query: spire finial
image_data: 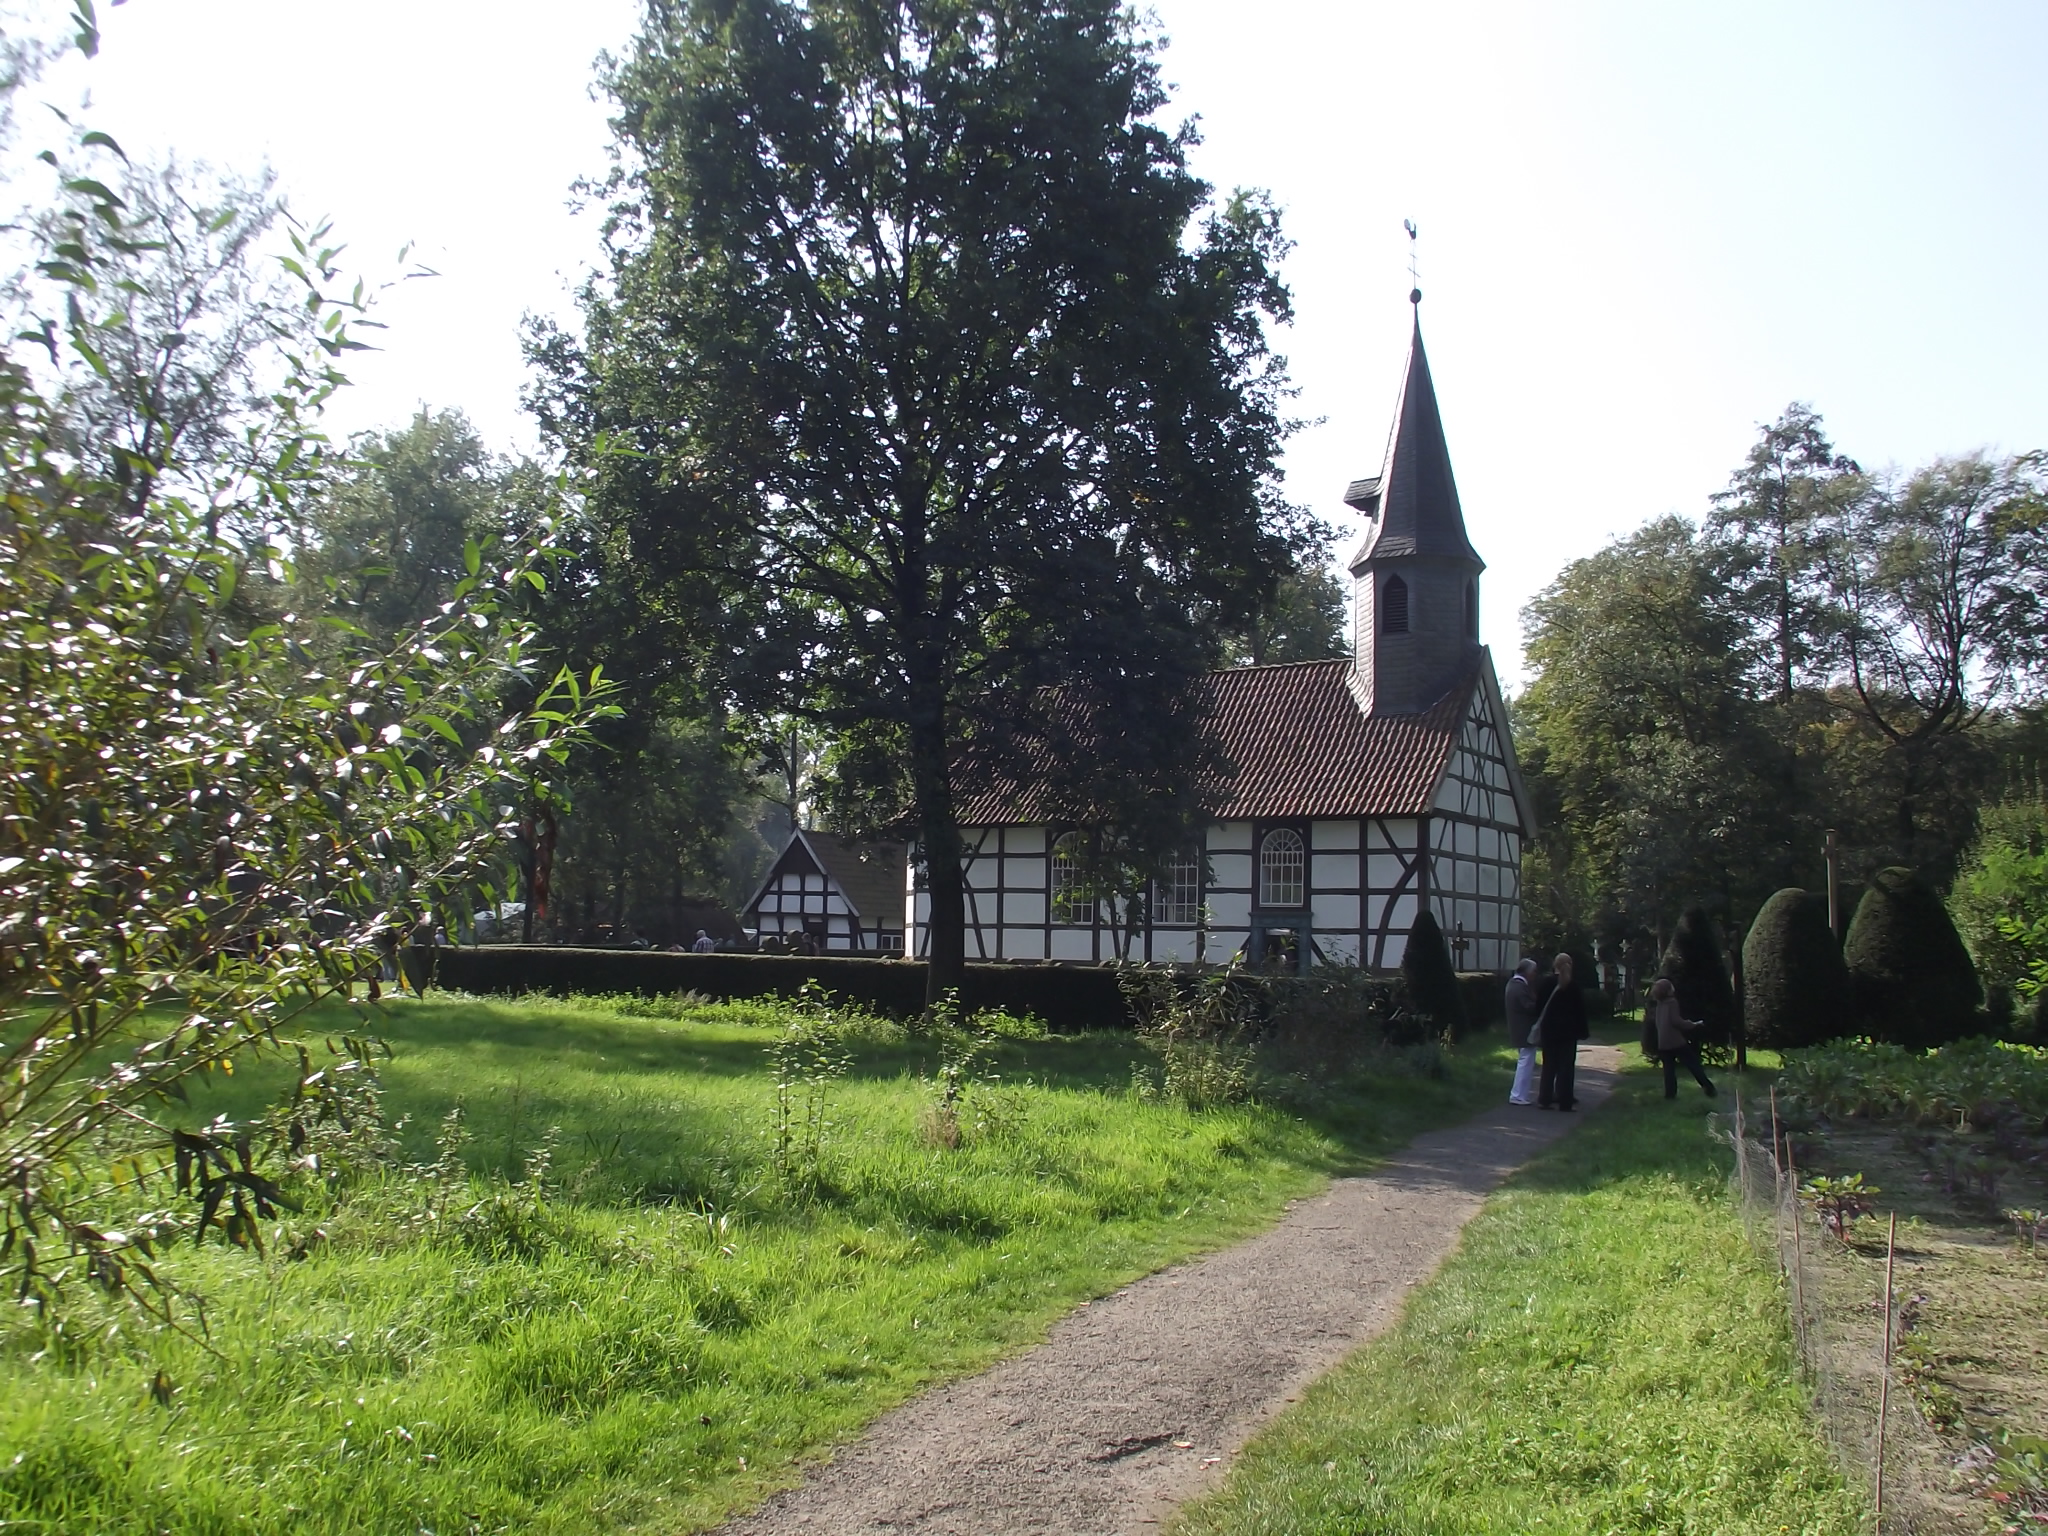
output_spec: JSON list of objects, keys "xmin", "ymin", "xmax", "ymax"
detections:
[{"xmin": 1403, "ymin": 218, "xmax": 1421, "ymax": 307}]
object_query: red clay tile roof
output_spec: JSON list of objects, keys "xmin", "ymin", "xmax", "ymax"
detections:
[
  {"xmin": 953, "ymin": 657, "xmax": 1469, "ymax": 825},
  {"xmin": 805, "ymin": 835, "xmax": 906, "ymax": 926}
]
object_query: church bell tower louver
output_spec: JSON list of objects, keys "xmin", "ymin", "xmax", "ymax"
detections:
[{"xmin": 1344, "ymin": 295, "xmax": 1485, "ymax": 717}]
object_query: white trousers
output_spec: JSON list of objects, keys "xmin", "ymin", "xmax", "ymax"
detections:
[{"xmin": 1510, "ymin": 1047, "xmax": 1538, "ymax": 1103}]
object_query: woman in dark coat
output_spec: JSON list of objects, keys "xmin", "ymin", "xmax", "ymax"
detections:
[{"xmin": 1535, "ymin": 952, "xmax": 1590, "ymax": 1111}]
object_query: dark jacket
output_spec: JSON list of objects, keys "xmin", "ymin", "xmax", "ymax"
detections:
[
  {"xmin": 1535, "ymin": 973, "xmax": 1589, "ymax": 1048},
  {"xmin": 1505, "ymin": 972, "xmax": 1540, "ymax": 1049}
]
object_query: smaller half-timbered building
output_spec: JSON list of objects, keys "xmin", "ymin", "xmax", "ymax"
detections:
[
  {"xmin": 743, "ymin": 831, "xmax": 906, "ymax": 952},
  {"xmin": 906, "ymin": 300, "xmax": 1536, "ymax": 974}
]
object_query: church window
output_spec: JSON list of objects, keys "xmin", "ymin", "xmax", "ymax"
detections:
[
  {"xmin": 1155, "ymin": 847, "xmax": 1203, "ymax": 925},
  {"xmin": 1381, "ymin": 575, "xmax": 1409, "ymax": 634},
  {"xmin": 1049, "ymin": 832, "xmax": 1091, "ymax": 925},
  {"xmin": 1464, "ymin": 579, "xmax": 1479, "ymax": 639},
  {"xmin": 1258, "ymin": 828, "xmax": 1305, "ymax": 907}
]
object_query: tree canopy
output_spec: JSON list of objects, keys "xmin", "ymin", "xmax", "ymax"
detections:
[
  {"xmin": 534, "ymin": 0, "xmax": 1307, "ymax": 995},
  {"xmin": 1518, "ymin": 405, "xmax": 2048, "ymax": 979}
]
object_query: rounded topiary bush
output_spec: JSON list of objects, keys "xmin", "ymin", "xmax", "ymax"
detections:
[
  {"xmin": 1402, "ymin": 909, "xmax": 1468, "ymax": 1039},
  {"xmin": 1741, "ymin": 888, "xmax": 1852, "ymax": 1049},
  {"xmin": 1659, "ymin": 906, "xmax": 1738, "ymax": 1046},
  {"xmin": 1842, "ymin": 866, "xmax": 1984, "ymax": 1047}
]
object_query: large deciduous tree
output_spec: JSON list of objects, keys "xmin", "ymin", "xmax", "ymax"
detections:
[
  {"xmin": 1516, "ymin": 516, "xmax": 1784, "ymax": 952},
  {"xmin": 533, "ymin": 0, "xmax": 1304, "ymax": 998},
  {"xmin": 1708, "ymin": 402, "xmax": 1860, "ymax": 705},
  {"xmin": 1823, "ymin": 450, "xmax": 2048, "ymax": 863}
]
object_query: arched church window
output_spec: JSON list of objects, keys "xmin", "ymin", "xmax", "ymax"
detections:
[
  {"xmin": 1258, "ymin": 828, "xmax": 1305, "ymax": 907},
  {"xmin": 1050, "ymin": 832, "xmax": 1091, "ymax": 925},
  {"xmin": 1464, "ymin": 578, "xmax": 1479, "ymax": 639},
  {"xmin": 1381, "ymin": 574, "xmax": 1409, "ymax": 634}
]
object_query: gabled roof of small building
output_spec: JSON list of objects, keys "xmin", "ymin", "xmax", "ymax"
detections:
[
  {"xmin": 1347, "ymin": 313, "xmax": 1483, "ymax": 572},
  {"xmin": 807, "ymin": 835, "xmax": 906, "ymax": 927},
  {"xmin": 742, "ymin": 830, "xmax": 905, "ymax": 927},
  {"xmin": 953, "ymin": 657, "xmax": 1475, "ymax": 825}
]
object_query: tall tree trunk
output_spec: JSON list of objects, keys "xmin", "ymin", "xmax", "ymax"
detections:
[{"xmin": 908, "ymin": 688, "xmax": 966, "ymax": 1004}]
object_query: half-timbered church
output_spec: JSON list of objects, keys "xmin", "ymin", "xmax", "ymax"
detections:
[{"xmin": 908, "ymin": 302, "xmax": 1535, "ymax": 974}]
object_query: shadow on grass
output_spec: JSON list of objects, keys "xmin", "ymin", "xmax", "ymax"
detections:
[
  {"xmin": 162, "ymin": 995, "xmax": 1512, "ymax": 1208},
  {"xmin": 1507, "ymin": 1056, "xmax": 1753, "ymax": 1198}
]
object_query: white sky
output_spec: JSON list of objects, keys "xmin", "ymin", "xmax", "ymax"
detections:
[{"xmin": 30, "ymin": 0, "xmax": 2048, "ymax": 684}]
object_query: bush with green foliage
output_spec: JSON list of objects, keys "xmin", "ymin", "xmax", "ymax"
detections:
[
  {"xmin": 1658, "ymin": 907, "xmax": 1738, "ymax": 1045},
  {"xmin": 0, "ymin": 112, "xmax": 611, "ymax": 1319},
  {"xmin": 1950, "ymin": 797, "xmax": 2048, "ymax": 991},
  {"xmin": 1402, "ymin": 910, "xmax": 1469, "ymax": 1039},
  {"xmin": 1843, "ymin": 867, "xmax": 1985, "ymax": 1047},
  {"xmin": 1741, "ymin": 888, "xmax": 1853, "ymax": 1049},
  {"xmin": 1777, "ymin": 1035, "xmax": 2048, "ymax": 1125}
]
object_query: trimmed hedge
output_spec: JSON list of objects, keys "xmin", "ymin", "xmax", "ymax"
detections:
[
  {"xmin": 1843, "ymin": 867, "xmax": 1984, "ymax": 1048},
  {"xmin": 1456, "ymin": 972, "xmax": 1507, "ymax": 1031},
  {"xmin": 1741, "ymin": 888, "xmax": 1852, "ymax": 1050},
  {"xmin": 413, "ymin": 946, "xmax": 1132, "ymax": 1033},
  {"xmin": 1403, "ymin": 911, "xmax": 1468, "ymax": 1038}
]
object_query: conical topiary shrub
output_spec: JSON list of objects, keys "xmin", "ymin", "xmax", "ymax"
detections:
[
  {"xmin": 1741, "ymin": 888, "xmax": 1852, "ymax": 1049},
  {"xmin": 1402, "ymin": 909, "xmax": 1468, "ymax": 1039},
  {"xmin": 1658, "ymin": 906, "xmax": 1738, "ymax": 1046},
  {"xmin": 1842, "ymin": 867, "xmax": 1984, "ymax": 1047}
]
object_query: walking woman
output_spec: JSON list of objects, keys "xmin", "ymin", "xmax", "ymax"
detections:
[
  {"xmin": 1649, "ymin": 977, "xmax": 1717, "ymax": 1099},
  {"xmin": 1535, "ymin": 952, "xmax": 1589, "ymax": 1111}
]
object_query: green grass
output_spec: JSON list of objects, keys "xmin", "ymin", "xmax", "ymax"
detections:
[
  {"xmin": 1171, "ymin": 1058, "xmax": 1860, "ymax": 1536},
  {"xmin": 0, "ymin": 993, "xmax": 1505, "ymax": 1535}
]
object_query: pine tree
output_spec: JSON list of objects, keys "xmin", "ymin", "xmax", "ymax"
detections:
[
  {"xmin": 1403, "ymin": 910, "xmax": 1468, "ymax": 1039},
  {"xmin": 1741, "ymin": 889, "xmax": 1852, "ymax": 1049},
  {"xmin": 1658, "ymin": 907, "xmax": 1739, "ymax": 1045},
  {"xmin": 1842, "ymin": 867, "xmax": 1984, "ymax": 1047}
]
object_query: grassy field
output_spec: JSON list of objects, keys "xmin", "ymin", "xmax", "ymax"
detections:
[
  {"xmin": 0, "ymin": 991, "xmax": 1505, "ymax": 1535},
  {"xmin": 1171, "ymin": 1053, "xmax": 1862, "ymax": 1536}
]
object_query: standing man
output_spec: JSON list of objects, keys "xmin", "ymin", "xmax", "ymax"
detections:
[
  {"xmin": 1536, "ymin": 952, "xmax": 1590, "ymax": 1111},
  {"xmin": 1505, "ymin": 959, "xmax": 1540, "ymax": 1105}
]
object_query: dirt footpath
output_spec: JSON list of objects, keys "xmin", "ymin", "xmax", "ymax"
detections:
[{"xmin": 718, "ymin": 1044, "xmax": 1622, "ymax": 1536}]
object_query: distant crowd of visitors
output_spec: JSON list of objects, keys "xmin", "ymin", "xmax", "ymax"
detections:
[{"xmin": 1502, "ymin": 953, "xmax": 1715, "ymax": 1110}]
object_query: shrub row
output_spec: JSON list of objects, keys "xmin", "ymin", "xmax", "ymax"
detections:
[
  {"xmin": 1743, "ymin": 866, "xmax": 1989, "ymax": 1050},
  {"xmin": 412, "ymin": 946, "xmax": 1132, "ymax": 1032}
]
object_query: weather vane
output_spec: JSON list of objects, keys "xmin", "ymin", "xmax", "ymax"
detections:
[{"xmin": 1404, "ymin": 219, "xmax": 1421, "ymax": 306}]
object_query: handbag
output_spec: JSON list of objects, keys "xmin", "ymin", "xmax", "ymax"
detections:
[{"xmin": 1527, "ymin": 986, "xmax": 1558, "ymax": 1047}]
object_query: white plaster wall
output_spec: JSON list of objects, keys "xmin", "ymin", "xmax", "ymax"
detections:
[
  {"xmin": 1310, "ymin": 819, "xmax": 1360, "ymax": 850},
  {"xmin": 1311, "ymin": 852, "xmax": 1359, "ymax": 889},
  {"xmin": 1369, "ymin": 818, "xmax": 1418, "ymax": 851},
  {"xmin": 1316, "ymin": 932, "xmax": 1361, "ymax": 965},
  {"xmin": 1207, "ymin": 892, "xmax": 1251, "ymax": 929},
  {"xmin": 1003, "ymin": 857, "xmax": 1046, "ymax": 890},
  {"xmin": 1049, "ymin": 929, "xmax": 1095, "ymax": 962},
  {"xmin": 1314, "ymin": 894, "xmax": 1360, "ymax": 929},
  {"xmin": 1208, "ymin": 821, "xmax": 1253, "ymax": 851},
  {"xmin": 1208, "ymin": 853, "xmax": 1252, "ymax": 891}
]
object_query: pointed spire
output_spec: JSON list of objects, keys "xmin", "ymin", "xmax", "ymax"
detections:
[{"xmin": 1347, "ymin": 313, "xmax": 1483, "ymax": 572}]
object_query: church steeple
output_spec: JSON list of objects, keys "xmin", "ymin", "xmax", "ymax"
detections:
[{"xmin": 1345, "ymin": 302, "xmax": 1486, "ymax": 717}]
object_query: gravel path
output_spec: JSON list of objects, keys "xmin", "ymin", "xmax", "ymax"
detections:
[{"xmin": 718, "ymin": 1044, "xmax": 1622, "ymax": 1536}]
